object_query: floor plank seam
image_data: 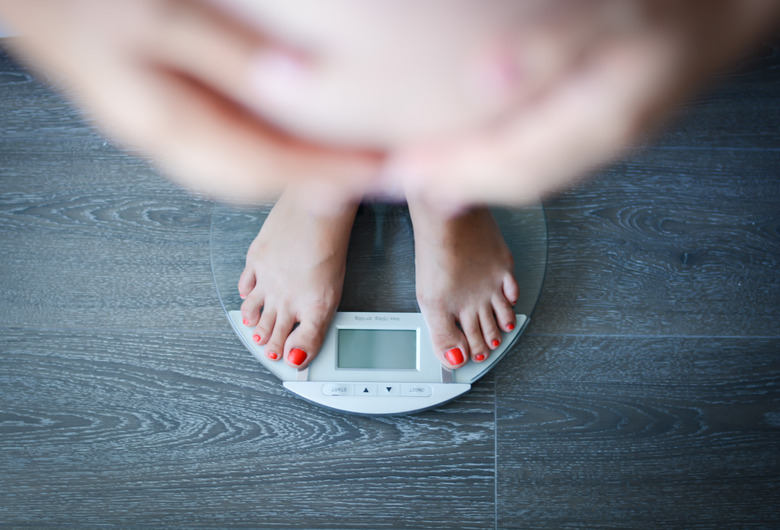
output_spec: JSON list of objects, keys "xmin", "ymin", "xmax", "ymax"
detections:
[
  {"xmin": 524, "ymin": 332, "xmax": 780, "ymax": 339},
  {"xmin": 493, "ymin": 375, "xmax": 500, "ymax": 530},
  {"xmin": 0, "ymin": 325, "xmax": 233, "ymax": 335},
  {"xmin": 635, "ymin": 146, "xmax": 780, "ymax": 152}
]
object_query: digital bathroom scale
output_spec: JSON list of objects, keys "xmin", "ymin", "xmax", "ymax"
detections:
[{"xmin": 211, "ymin": 203, "xmax": 547, "ymax": 415}]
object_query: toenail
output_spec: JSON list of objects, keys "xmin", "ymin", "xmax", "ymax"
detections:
[
  {"xmin": 475, "ymin": 353, "xmax": 486, "ymax": 362},
  {"xmin": 252, "ymin": 334, "xmax": 261, "ymax": 343},
  {"xmin": 507, "ymin": 323, "xmax": 515, "ymax": 331},
  {"xmin": 240, "ymin": 294, "xmax": 246, "ymax": 299},
  {"xmin": 267, "ymin": 351, "xmax": 279, "ymax": 361},
  {"xmin": 445, "ymin": 348, "xmax": 464, "ymax": 366},
  {"xmin": 491, "ymin": 339, "xmax": 500, "ymax": 348},
  {"xmin": 242, "ymin": 318, "xmax": 250, "ymax": 326},
  {"xmin": 289, "ymin": 348, "xmax": 307, "ymax": 366}
]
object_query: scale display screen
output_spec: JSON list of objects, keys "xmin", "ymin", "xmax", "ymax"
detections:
[{"xmin": 337, "ymin": 329, "xmax": 418, "ymax": 370}]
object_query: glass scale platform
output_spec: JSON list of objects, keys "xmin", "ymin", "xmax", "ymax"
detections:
[{"xmin": 211, "ymin": 202, "xmax": 547, "ymax": 414}]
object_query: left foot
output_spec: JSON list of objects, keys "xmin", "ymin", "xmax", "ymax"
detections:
[{"xmin": 408, "ymin": 200, "xmax": 519, "ymax": 369}]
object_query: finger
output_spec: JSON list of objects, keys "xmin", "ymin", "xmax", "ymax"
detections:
[
  {"xmin": 136, "ymin": 0, "xmax": 298, "ymax": 119},
  {"xmin": 90, "ymin": 67, "xmax": 380, "ymax": 203},
  {"xmin": 389, "ymin": 32, "xmax": 678, "ymax": 208}
]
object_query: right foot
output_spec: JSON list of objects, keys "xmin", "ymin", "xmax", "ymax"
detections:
[{"xmin": 238, "ymin": 185, "xmax": 358, "ymax": 369}]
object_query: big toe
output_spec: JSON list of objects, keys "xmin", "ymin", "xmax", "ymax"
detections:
[
  {"xmin": 423, "ymin": 308, "xmax": 470, "ymax": 369},
  {"xmin": 283, "ymin": 311, "xmax": 332, "ymax": 370}
]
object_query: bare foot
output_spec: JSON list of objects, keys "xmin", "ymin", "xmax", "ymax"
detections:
[
  {"xmin": 408, "ymin": 200, "xmax": 519, "ymax": 369},
  {"xmin": 238, "ymin": 184, "xmax": 358, "ymax": 369}
]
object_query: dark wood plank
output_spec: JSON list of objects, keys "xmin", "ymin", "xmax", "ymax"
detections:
[
  {"xmin": 648, "ymin": 36, "xmax": 780, "ymax": 149},
  {"xmin": 0, "ymin": 329, "xmax": 497, "ymax": 528},
  {"xmin": 0, "ymin": 190, "xmax": 224, "ymax": 331},
  {"xmin": 533, "ymin": 148, "xmax": 780, "ymax": 337},
  {"xmin": 495, "ymin": 336, "xmax": 780, "ymax": 528},
  {"xmin": 0, "ymin": 39, "xmax": 128, "ymax": 142}
]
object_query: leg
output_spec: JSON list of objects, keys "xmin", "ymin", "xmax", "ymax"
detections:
[
  {"xmin": 407, "ymin": 197, "xmax": 519, "ymax": 369},
  {"xmin": 238, "ymin": 182, "xmax": 359, "ymax": 369}
]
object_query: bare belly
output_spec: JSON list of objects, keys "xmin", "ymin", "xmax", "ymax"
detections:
[{"xmin": 215, "ymin": 0, "xmax": 525, "ymax": 149}]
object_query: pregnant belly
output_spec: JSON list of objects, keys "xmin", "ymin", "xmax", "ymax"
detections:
[{"xmin": 214, "ymin": 0, "xmax": 526, "ymax": 149}]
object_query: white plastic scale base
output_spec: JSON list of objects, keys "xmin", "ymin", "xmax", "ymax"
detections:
[{"xmin": 228, "ymin": 310, "xmax": 528, "ymax": 415}]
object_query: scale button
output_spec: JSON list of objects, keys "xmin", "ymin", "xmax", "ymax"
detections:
[
  {"xmin": 379, "ymin": 385, "xmax": 400, "ymax": 397},
  {"xmin": 357, "ymin": 384, "xmax": 377, "ymax": 396},
  {"xmin": 401, "ymin": 383, "xmax": 432, "ymax": 397},
  {"xmin": 322, "ymin": 383, "xmax": 353, "ymax": 396}
]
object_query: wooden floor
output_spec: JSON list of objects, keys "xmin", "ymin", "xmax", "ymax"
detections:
[{"xmin": 1, "ymin": 37, "xmax": 778, "ymax": 528}]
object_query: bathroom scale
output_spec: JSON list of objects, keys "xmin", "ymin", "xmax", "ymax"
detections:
[{"xmin": 211, "ymin": 202, "xmax": 547, "ymax": 415}]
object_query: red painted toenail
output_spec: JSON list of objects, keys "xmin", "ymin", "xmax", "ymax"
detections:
[
  {"xmin": 507, "ymin": 323, "xmax": 515, "ymax": 331},
  {"xmin": 475, "ymin": 354, "xmax": 486, "ymax": 362},
  {"xmin": 445, "ymin": 348, "xmax": 464, "ymax": 366},
  {"xmin": 252, "ymin": 335, "xmax": 261, "ymax": 343},
  {"xmin": 491, "ymin": 339, "xmax": 500, "ymax": 348},
  {"xmin": 240, "ymin": 294, "xmax": 246, "ymax": 299},
  {"xmin": 242, "ymin": 319, "xmax": 249, "ymax": 326},
  {"xmin": 267, "ymin": 351, "xmax": 278, "ymax": 361},
  {"xmin": 289, "ymin": 348, "xmax": 307, "ymax": 366}
]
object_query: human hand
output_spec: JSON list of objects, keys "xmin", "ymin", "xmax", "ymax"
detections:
[
  {"xmin": 380, "ymin": 0, "xmax": 780, "ymax": 211},
  {"xmin": 0, "ymin": 0, "xmax": 381, "ymax": 204}
]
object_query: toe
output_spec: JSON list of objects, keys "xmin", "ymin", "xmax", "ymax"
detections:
[
  {"xmin": 283, "ymin": 311, "xmax": 331, "ymax": 370},
  {"xmin": 240, "ymin": 291, "xmax": 263, "ymax": 327},
  {"xmin": 422, "ymin": 308, "xmax": 470, "ymax": 369},
  {"xmin": 253, "ymin": 305, "xmax": 276, "ymax": 347},
  {"xmin": 265, "ymin": 310, "xmax": 295, "ymax": 364},
  {"xmin": 502, "ymin": 273, "xmax": 520, "ymax": 306},
  {"xmin": 478, "ymin": 306, "xmax": 503, "ymax": 351},
  {"xmin": 492, "ymin": 294, "xmax": 517, "ymax": 332},
  {"xmin": 459, "ymin": 311, "xmax": 490, "ymax": 363},
  {"xmin": 238, "ymin": 267, "xmax": 256, "ymax": 300}
]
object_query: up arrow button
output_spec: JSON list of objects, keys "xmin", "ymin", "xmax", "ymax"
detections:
[{"xmin": 358, "ymin": 384, "xmax": 377, "ymax": 396}]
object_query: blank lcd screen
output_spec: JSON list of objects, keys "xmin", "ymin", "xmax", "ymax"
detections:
[{"xmin": 337, "ymin": 329, "xmax": 417, "ymax": 370}]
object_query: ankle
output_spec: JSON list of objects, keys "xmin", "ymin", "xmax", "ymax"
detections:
[{"xmin": 286, "ymin": 180, "xmax": 362, "ymax": 219}]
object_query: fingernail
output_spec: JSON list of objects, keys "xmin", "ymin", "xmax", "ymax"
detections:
[
  {"xmin": 267, "ymin": 351, "xmax": 279, "ymax": 361},
  {"xmin": 475, "ymin": 354, "xmax": 486, "ymax": 362},
  {"xmin": 491, "ymin": 339, "xmax": 500, "ymax": 348},
  {"xmin": 445, "ymin": 348, "xmax": 465, "ymax": 366},
  {"xmin": 251, "ymin": 50, "xmax": 309, "ymax": 102},
  {"xmin": 507, "ymin": 323, "xmax": 515, "ymax": 331},
  {"xmin": 242, "ymin": 318, "xmax": 249, "ymax": 326},
  {"xmin": 252, "ymin": 334, "xmax": 261, "ymax": 343},
  {"xmin": 289, "ymin": 348, "xmax": 307, "ymax": 366}
]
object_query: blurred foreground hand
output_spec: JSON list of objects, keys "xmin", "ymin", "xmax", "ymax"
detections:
[
  {"xmin": 380, "ymin": 0, "xmax": 780, "ymax": 210},
  {"xmin": 0, "ymin": 0, "xmax": 381, "ymax": 204}
]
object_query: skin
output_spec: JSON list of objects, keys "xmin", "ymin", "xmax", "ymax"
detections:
[
  {"xmin": 231, "ymin": 0, "xmax": 780, "ymax": 370},
  {"xmin": 384, "ymin": 0, "xmax": 780, "ymax": 210},
  {"xmin": 237, "ymin": 182, "xmax": 358, "ymax": 369},
  {"xmin": 1, "ymin": 1, "xmax": 776, "ymax": 370},
  {"xmin": 407, "ymin": 198, "xmax": 520, "ymax": 367},
  {"xmin": 0, "ymin": 0, "xmax": 381, "ymax": 205}
]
